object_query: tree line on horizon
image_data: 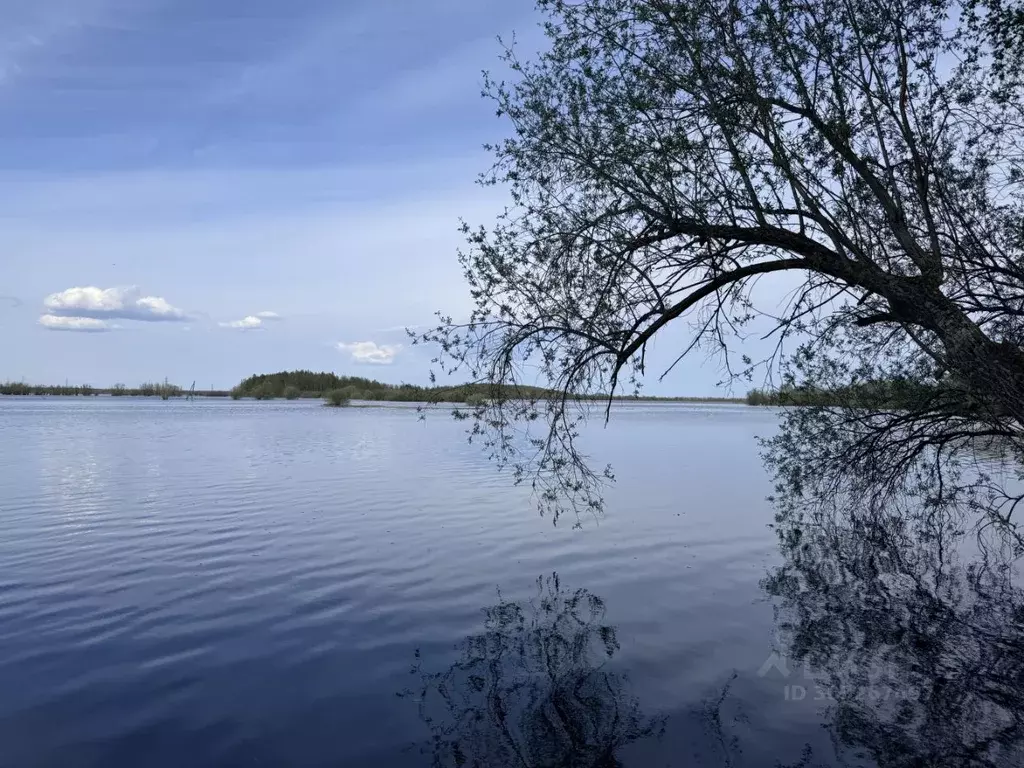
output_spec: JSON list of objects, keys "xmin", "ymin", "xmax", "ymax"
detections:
[
  {"xmin": 231, "ymin": 370, "xmax": 577, "ymax": 403},
  {"xmin": 4, "ymin": 371, "xmax": 952, "ymax": 410},
  {"xmin": 0, "ymin": 380, "xmax": 201, "ymax": 399},
  {"xmin": 746, "ymin": 377, "xmax": 987, "ymax": 415},
  {"xmin": 230, "ymin": 370, "xmax": 746, "ymax": 404}
]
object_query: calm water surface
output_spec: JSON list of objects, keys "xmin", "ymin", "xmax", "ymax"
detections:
[{"xmin": 0, "ymin": 398, "xmax": 1020, "ymax": 767}]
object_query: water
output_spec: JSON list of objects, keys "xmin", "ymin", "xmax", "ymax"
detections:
[{"xmin": 0, "ymin": 398, "xmax": 1020, "ymax": 767}]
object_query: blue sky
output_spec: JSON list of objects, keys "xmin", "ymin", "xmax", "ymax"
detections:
[{"xmin": 0, "ymin": 0, "xmax": 773, "ymax": 395}]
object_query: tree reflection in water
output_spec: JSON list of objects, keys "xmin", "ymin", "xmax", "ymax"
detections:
[
  {"xmin": 404, "ymin": 506, "xmax": 1024, "ymax": 767},
  {"xmin": 762, "ymin": 498, "xmax": 1024, "ymax": 768},
  {"xmin": 403, "ymin": 573, "xmax": 664, "ymax": 768}
]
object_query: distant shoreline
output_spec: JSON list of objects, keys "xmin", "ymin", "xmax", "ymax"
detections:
[
  {"xmin": 1, "ymin": 380, "xmax": 746, "ymax": 405},
  {"xmin": 0, "ymin": 390, "xmax": 746, "ymax": 405},
  {"xmin": 227, "ymin": 371, "xmax": 750, "ymax": 406},
  {"xmin": 0, "ymin": 382, "xmax": 229, "ymax": 399}
]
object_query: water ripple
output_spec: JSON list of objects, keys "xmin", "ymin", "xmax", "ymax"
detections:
[{"xmin": 0, "ymin": 398, "xmax": 798, "ymax": 767}]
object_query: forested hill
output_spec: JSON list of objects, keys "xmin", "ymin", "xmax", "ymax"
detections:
[
  {"xmin": 230, "ymin": 371, "xmax": 557, "ymax": 402},
  {"xmin": 230, "ymin": 370, "xmax": 745, "ymax": 403}
]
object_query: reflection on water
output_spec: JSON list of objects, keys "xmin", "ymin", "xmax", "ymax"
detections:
[
  {"xmin": 4, "ymin": 399, "xmax": 1024, "ymax": 766},
  {"xmin": 409, "ymin": 512, "xmax": 1024, "ymax": 767},
  {"xmin": 761, "ymin": 502, "xmax": 1024, "ymax": 767},
  {"xmin": 404, "ymin": 573, "xmax": 665, "ymax": 767}
]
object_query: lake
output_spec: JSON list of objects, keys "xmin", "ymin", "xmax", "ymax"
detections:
[{"xmin": 0, "ymin": 398, "xmax": 1020, "ymax": 767}]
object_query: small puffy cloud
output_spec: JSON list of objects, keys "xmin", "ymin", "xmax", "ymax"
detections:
[
  {"xmin": 44, "ymin": 286, "xmax": 187, "ymax": 322},
  {"xmin": 39, "ymin": 314, "xmax": 111, "ymax": 332},
  {"xmin": 135, "ymin": 295, "xmax": 185, "ymax": 319},
  {"xmin": 219, "ymin": 316, "xmax": 264, "ymax": 330},
  {"xmin": 336, "ymin": 340, "xmax": 402, "ymax": 365},
  {"xmin": 219, "ymin": 311, "xmax": 282, "ymax": 330}
]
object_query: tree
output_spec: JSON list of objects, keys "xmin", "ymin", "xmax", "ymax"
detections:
[
  {"xmin": 324, "ymin": 389, "xmax": 351, "ymax": 407},
  {"xmin": 423, "ymin": 0, "xmax": 1024, "ymax": 525}
]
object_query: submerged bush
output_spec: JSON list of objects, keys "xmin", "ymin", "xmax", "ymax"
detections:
[
  {"xmin": 251, "ymin": 382, "xmax": 277, "ymax": 401},
  {"xmin": 324, "ymin": 389, "xmax": 351, "ymax": 408},
  {"xmin": 338, "ymin": 385, "xmax": 365, "ymax": 401},
  {"xmin": 139, "ymin": 380, "xmax": 182, "ymax": 399}
]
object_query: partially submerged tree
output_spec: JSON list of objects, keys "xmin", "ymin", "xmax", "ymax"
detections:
[{"xmin": 423, "ymin": 0, "xmax": 1024, "ymax": 524}]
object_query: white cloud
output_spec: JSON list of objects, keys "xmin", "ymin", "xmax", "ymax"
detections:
[
  {"xmin": 336, "ymin": 340, "xmax": 401, "ymax": 365},
  {"xmin": 38, "ymin": 314, "xmax": 110, "ymax": 332},
  {"xmin": 218, "ymin": 311, "xmax": 281, "ymax": 330},
  {"xmin": 44, "ymin": 286, "xmax": 187, "ymax": 321},
  {"xmin": 219, "ymin": 316, "xmax": 264, "ymax": 330}
]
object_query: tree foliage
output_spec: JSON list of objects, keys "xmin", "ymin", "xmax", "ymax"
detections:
[
  {"xmin": 422, "ymin": 0, "xmax": 1024, "ymax": 523},
  {"xmin": 232, "ymin": 370, "xmax": 521, "ymax": 402},
  {"xmin": 323, "ymin": 389, "xmax": 351, "ymax": 407}
]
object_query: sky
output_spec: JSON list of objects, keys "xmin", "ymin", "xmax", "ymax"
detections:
[{"xmin": 0, "ymin": 0, "xmax": 777, "ymax": 395}]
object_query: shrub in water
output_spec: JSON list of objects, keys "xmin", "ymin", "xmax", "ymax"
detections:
[{"xmin": 324, "ymin": 389, "xmax": 350, "ymax": 407}]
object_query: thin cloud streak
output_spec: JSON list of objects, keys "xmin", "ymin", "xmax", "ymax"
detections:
[
  {"xmin": 219, "ymin": 316, "xmax": 265, "ymax": 330},
  {"xmin": 38, "ymin": 314, "xmax": 111, "ymax": 332}
]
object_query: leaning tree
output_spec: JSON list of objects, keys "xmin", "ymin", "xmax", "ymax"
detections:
[{"xmin": 422, "ymin": 0, "xmax": 1024, "ymax": 526}]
